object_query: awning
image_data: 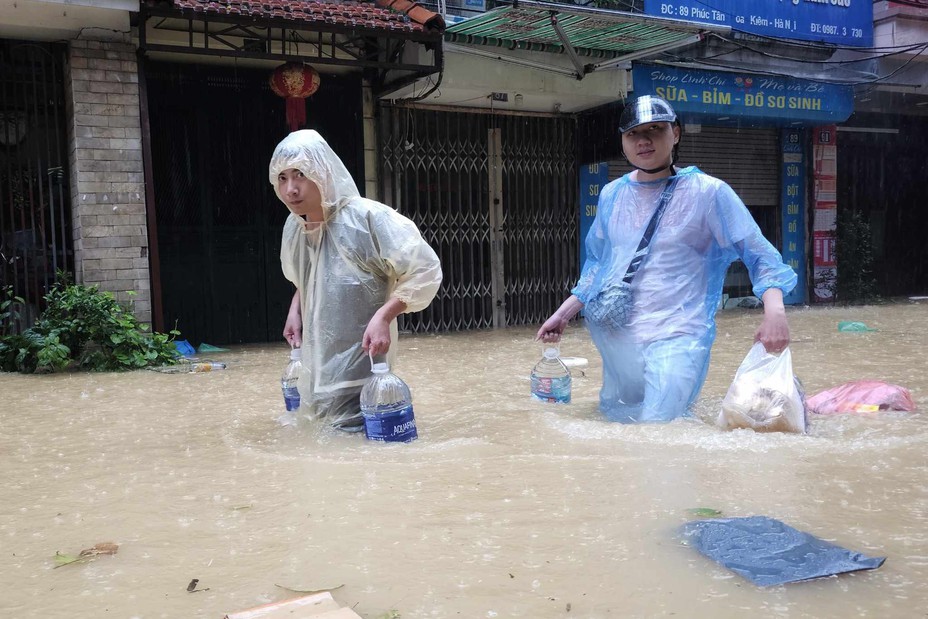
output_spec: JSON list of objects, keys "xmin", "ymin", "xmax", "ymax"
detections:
[
  {"xmin": 138, "ymin": 0, "xmax": 445, "ymax": 94},
  {"xmin": 446, "ymin": 0, "xmax": 725, "ymax": 78}
]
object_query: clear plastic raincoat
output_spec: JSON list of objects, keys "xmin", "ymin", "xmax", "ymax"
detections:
[
  {"xmin": 572, "ymin": 166, "xmax": 797, "ymax": 423},
  {"xmin": 270, "ymin": 130, "xmax": 442, "ymax": 430}
]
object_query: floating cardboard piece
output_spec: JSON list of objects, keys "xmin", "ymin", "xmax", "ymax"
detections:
[
  {"xmin": 313, "ymin": 610, "xmax": 365, "ymax": 619},
  {"xmin": 224, "ymin": 592, "xmax": 361, "ymax": 619}
]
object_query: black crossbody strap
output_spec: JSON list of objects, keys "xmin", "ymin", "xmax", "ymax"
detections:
[{"xmin": 622, "ymin": 175, "xmax": 681, "ymax": 284}]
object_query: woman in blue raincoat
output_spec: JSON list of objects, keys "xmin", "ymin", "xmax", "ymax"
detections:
[
  {"xmin": 270, "ymin": 130, "xmax": 442, "ymax": 431},
  {"xmin": 537, "ymin": 96, "xmax": 797, "ymax": 423}
]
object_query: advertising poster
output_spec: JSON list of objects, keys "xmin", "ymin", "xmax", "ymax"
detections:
[{"xmin": 812, "ymin": 126, "xmax": 837, "ymax": 303}]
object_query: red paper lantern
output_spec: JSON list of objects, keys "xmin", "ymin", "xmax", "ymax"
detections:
[{"xmin": 269, "ymin": 63, "xmax": 321, "ymax": 132}]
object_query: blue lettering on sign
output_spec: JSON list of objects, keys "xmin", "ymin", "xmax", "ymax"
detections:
[
  {"xmin": 781, "ymin": 128, "xmax": 806, "ymax": 305},
  {"xmin": 579, "ymin": 162, "xmax": 609, "ymax": 273},
  {"xmin": 644, "ymin": 0, "xmax": 872, "ymax": 47},
  {"xmin": 633, "ymin": 64, "xmax": 853, "ymax": 126}
]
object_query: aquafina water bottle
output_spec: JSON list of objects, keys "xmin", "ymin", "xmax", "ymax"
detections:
[
  {"xmin": 360, "ymin": 360, "xmax": 417, "ymax": 443},
  {"xmin": 281, "ymin": 348, "xmax": 302, "ymax": 413},
  {"xmin": 531, "ymin": 346, "xmax": 572, "ymax": 403}
]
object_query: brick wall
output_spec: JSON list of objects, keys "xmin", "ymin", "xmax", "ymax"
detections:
[{"xmin": 65, "ymin": 40, "xmax": 151, "ymax": 324}]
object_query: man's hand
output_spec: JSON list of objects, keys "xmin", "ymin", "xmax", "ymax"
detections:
[
  {"xmin": 283, "ymin": 290, "xmax": 302, "ymax": 348},
  {"xmin": 362, "ymin": 316, "xmax": 392, "ymax": 357}
]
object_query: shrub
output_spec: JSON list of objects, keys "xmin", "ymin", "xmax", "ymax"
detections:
[
  {"xmin": 1, "ymin": 284, "xmax": 23, "ymax": 337},
  {"xmin": 835, "ymin": 209, "xmax": 879, "ymax": 305},
  {"xmin": 0, "ymin": 276, "xmax": 180, "ymax": 373}
]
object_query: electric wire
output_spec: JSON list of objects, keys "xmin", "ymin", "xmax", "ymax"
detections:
[{"xmin": 703, "ymin": 32, "xmax": 928, "ymax": 66}]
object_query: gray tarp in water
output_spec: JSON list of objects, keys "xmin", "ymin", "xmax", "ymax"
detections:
[{"xmin": 682, "ymin": 516, "xmax": 886, "ymax": 586}]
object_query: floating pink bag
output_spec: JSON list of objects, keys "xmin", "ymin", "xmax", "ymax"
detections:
[{"xmin": 806, "ymin": 380, "xmax": 916, "ymax": 414}]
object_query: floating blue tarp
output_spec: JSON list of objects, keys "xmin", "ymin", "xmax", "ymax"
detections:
[{"xmin": 682, "ymin": 516, "xmax": 885, "ymax": 586}]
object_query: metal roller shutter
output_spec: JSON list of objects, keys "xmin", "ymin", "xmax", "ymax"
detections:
[{"xmin": 607, "ymin": 125, "xmax": 779, "ymax": 208}]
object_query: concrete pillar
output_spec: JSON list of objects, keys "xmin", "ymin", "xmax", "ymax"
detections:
[
  {"xmin": 362, "ymin": 80, "xmax": 380, "ymax": 202},
  {"xmin": 65, "ymin": 39, "xmax": 150, "ymax": 324}
]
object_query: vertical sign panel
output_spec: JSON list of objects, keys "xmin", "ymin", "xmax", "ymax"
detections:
[
  {"xmin": 781, "ymin": 128, "xmax": 806, "ymax": 305},
  {"xmin": 579, "ymin": 162, "xmax": 609, "ymax": 272},
  {"xmin": 812, "ymin": 126, "xmax": 838, "ymax": 303}
]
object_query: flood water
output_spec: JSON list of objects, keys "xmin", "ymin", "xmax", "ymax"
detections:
[{"xmin": 2, "ymin": 302, "xmax": 927, "ymax": 618}]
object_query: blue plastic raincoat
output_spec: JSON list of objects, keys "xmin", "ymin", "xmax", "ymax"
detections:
[{"xmin": 572, "ymin": 166, "xmax": 797, "ymax": 423}]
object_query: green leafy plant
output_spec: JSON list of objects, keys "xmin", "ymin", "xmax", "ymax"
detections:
[
  {"xmin": 0, "ymin": 284, "xmax": 23, "ymax": 337},
  {"xmin": 835, "ymin": 209, "xmax": 879, "ymax": 305},
  {"xmin": 0, "ymin": 274, "xmax": 180, "ymax": 373}
]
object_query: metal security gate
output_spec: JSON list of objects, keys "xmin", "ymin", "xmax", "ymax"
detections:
[
  {"xmin": 500, "ymin": 118, "xmax": 578, "ymax": 327},
  {"xmin": 0, "ymin": 39, "xmax": 71, "ymax": 329},
  {"xmin": 380, "ymin": 106, "xmax": 577, "ymax": 332}
]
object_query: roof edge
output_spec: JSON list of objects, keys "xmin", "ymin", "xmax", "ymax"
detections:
[{"xmin": 375, "ymin": 0, "xmax": 445, "ymax": 31}]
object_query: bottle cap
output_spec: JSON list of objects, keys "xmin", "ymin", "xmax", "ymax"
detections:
[
  {"xmin": 290, "ymin": 348, "xmax": 301, "ymax": 361},
  {"xmin": 543, "ymin": 347, "xmax": 560, "ymax": 360},
  {"xmin": 371, "ymin": 362, "xmax": 389, "ymax": 374}
]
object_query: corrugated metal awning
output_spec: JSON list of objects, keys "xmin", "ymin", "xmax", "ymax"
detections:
[{"xmin": 446, "ymin": 0, "xmax": 724, "ymax": 77}]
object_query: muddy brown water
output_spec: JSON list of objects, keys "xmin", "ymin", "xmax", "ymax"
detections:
[{"xmin": 1, "ymin": 303, "xmax": 927, "ymax": 618}]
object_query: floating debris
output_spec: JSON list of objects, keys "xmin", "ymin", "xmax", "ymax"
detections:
[
  {"xmin": 53, "ymin": 542, "xmax": 119, "ymax": 568},
  {"xmin": 686, "ymin": 507, "xmax": 724, "ymax": 518}
]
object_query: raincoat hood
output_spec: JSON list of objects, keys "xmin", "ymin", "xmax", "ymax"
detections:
[{"xmin": 268, "ymin": 129, "xmax": 360, "ymax": 218}]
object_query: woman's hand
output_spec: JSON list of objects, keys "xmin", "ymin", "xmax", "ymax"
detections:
[
  {"xmin": 756, "ymin": 288, "xmax": 789, "ymax": 353},
  {"xmin": 536, "ymin": 313, "xmax": 569, "ymax": 343},
  {"xmin": 755, "ymin": 312, "xmax": 789, "ymax": 353},
  {"xmin": 536, "ymin": 295, "xmax": 584, "ymax": 343}
]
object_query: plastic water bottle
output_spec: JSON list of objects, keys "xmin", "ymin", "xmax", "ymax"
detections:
[
  {"xmin": 189, "ymin": 361, "xmax": 226, "ymax": 372},
  {"xmin": 281, "ymin": 348, "xmax": 302, "ymax": 412},
  {"xmin": 148, "ymin": 360, "xmax": 226, "ymax": 374},
  {"xmin": 360, "ymin": 362, "xmax": 417, "ymax": 443},
  {"xmin": 531, "ymin": 346, "xmax": 572, "ymax": 403}
]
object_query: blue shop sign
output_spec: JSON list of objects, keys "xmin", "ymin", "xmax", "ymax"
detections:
[
  {"xmin": 579, "ymin": 162, "xmax": 609, "ymax": 272},
  {"xmin": 780, "ymin": 128, "xmax": 806, "ymax": 305},
  {"xmin": 632, "ymin": 64, "xmax": 853, "ymax": 126},
  {"xmin": 644, "ymin": 0, "xmax": 872, "ymax": 47}
]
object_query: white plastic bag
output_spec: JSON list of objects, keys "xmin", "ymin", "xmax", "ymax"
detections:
[{"xmin": 717, "ymin": 342, "xmax": 807, "ymax": 434}]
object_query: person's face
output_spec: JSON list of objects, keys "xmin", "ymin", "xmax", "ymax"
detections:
[
  {"xmin": 621, "ymin": 122, "xmax": 680, "ymax": 171},
  {"xmin": 276, "ymin": 168, "xmax": 322, "ymax": 217}
]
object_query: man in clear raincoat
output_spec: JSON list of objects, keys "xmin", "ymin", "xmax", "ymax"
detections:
[
  {"xmin": 537, "ymin": 96, "xmax": 797, "ymax": 423},
  {"xmin": 270, "ymin": 130, "xmax": 442, "ymax": 431}
]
